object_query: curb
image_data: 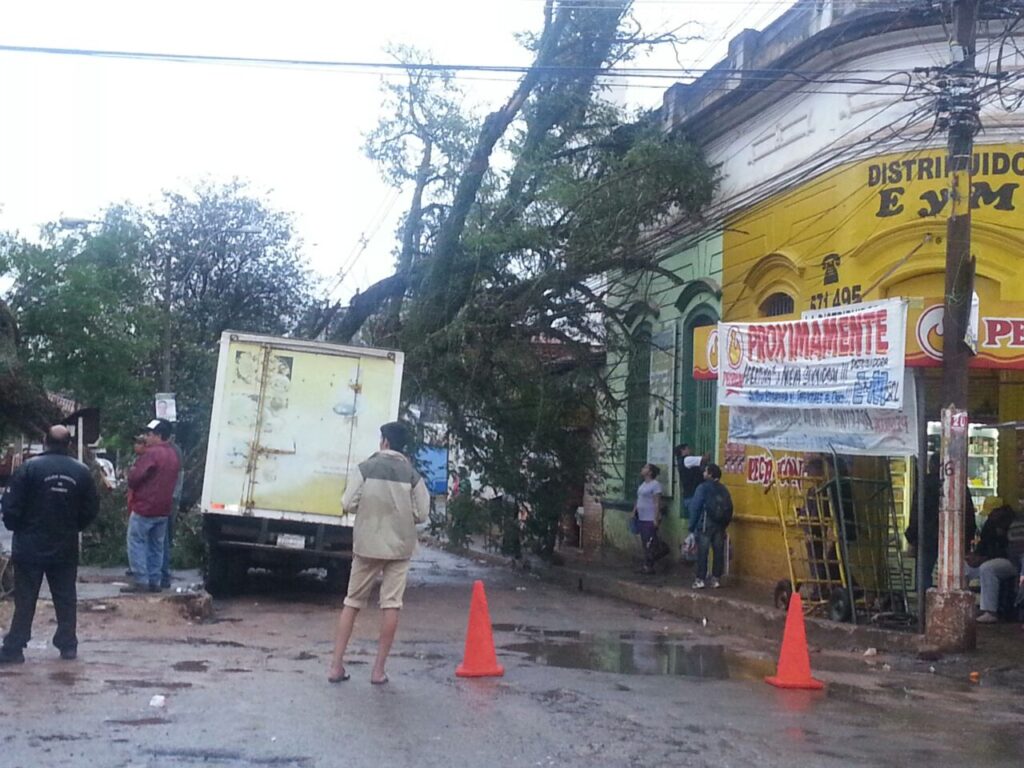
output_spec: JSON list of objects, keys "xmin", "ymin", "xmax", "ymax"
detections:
[{"xmin": 432, "ymin": 540, "xmax": 922, "ymax": 654}]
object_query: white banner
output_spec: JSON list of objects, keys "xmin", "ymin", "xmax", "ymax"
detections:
[
  {"xmin": 727, "ymin": 373, "xmax": 918, "ymax": 456},
  {"xmin": 718, "ymin": 298, "xmax": 907, "ymax": 409}
]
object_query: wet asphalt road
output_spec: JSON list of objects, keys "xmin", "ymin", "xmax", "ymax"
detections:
[{"xmin": 1, "ymin": 546, "xmax": 1022, "ymax": 768}]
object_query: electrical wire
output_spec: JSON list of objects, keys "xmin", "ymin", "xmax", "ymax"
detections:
[{"xmin": 0, "ymin": 42, "xmax": 952, "ymax": 81}]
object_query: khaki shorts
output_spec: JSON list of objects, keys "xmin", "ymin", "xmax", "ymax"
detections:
[{"xmin": 343, "ymin": 555, "xmax": 412, "ymax": 610}]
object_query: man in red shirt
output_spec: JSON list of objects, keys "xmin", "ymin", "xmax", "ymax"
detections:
[{"xmin": 122, "ymin": 419, "xmax": 180, "ymax": 593}]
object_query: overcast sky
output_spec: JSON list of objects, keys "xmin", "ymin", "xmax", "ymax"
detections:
[{"xmin": 0, "ymin": 0, "xmax": 789, "ymax": 303}]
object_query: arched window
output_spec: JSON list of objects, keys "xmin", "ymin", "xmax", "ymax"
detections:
[
  {"xmin": 624, "ymin": 322, "xmax": 651, "ymax": 499},
  {"xmin": 679, "ymin": 313, "xmax": 718, "ymax": 456},
  {"xmin": 760, "ymin": 292, "xmax": 795, "ymax": 318}
]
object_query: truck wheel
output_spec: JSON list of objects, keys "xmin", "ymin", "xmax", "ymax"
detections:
[
  {"xmin": 205, "ymin": 546, "xmax": 247, "ymax": 597},
  {"xmin": 204, "ymin": 545, "xmax": 230, "ymax": 597},
  {"xmin": 325, "ymin": 560, "xmax": 351, "ymax": 592}
]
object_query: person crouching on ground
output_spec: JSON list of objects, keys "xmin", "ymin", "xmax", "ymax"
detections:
[
  {"xmin": 328, "ymin": 421, "xmax": 430, "ymax": 684},
  {"xmin": 122, "ymin": 419, "xmax": 180, "ymax": 594},
  {"xmin": 0, "ymin": 426, "xmax": 99, "ymax": 664}
]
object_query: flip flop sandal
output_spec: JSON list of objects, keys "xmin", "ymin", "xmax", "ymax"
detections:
[
  {"xmin": 328, "ymin": 670, "xmax": 351, "ymax": 683},
  {"xmin": 370, "ymin": 675, "xmax": 389, "ymax": 685}
]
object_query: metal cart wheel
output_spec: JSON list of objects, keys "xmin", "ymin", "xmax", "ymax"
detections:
[
  {"xmin": 828, "ymin": 588, "xmax": 852, "ymax": 623},
  {"xmin": 773, "ymin": 579, "xmax": 794, "ymax": 611}
]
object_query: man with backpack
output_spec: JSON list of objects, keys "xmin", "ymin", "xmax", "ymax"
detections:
[{"xmin": 687, "ymin": 463, "xmax": 733, "ymax": 589}]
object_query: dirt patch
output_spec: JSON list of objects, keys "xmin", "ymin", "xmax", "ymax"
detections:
[{"xmin": 49, "ymin": 671, "xmax": 81, "ymax": 686}]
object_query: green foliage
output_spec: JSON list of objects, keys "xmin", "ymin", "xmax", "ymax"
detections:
[
  {"xmin": 0, "ymin": 211, "xmax": 160, "ymax": 443},
  {"xmin": 342, "ymin": 5, "xmax": 716, "ymax": 560},
  {"xmin": 170, "ymin": 510, "xmax": 205, "ymax": 571},
  {"xmin": 444, "ymin": 492, "xmax": 488, "ymax": 550},
  {"xmin": 3, "ymin": 181, "xmax": 316, "ymax": 558},
  {"xmin": 80, "ymin": 488, "xmax": 204, "ymax": 570},
  {"xmin": 1, "ymin": 181, "xmax": 315, "ymax": 503},
  {"xmin": 81, "ymin": 489, "xmax": 129, "ymax": 567}
]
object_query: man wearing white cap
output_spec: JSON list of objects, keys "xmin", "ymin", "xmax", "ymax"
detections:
[{"xmin": 122, "ymin": 419, "xmax": 180, "ymax": 593}]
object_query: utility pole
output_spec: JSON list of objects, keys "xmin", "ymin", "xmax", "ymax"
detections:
[
  {"xmin": 161, "ymin": 248, "xmax": 173, "ymax": 393},
  {"xmin": 928, "ymin": 0, "xmax": 978, "ymax": 652}
]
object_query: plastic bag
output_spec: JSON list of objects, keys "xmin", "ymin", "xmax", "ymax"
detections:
[{"xmin": 680, "ymin": 532, "xmax": 697, "ymax": 563}]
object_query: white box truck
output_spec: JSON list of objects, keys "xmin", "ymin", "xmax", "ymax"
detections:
[{"xmin": 199, "ymin": 331, "xmax": 404, "ymax": 595}]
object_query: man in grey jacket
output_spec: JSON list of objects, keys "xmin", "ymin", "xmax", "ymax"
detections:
[{"xmin": 328, "ymin": 421, "xmax": 429, "ymax": 684}]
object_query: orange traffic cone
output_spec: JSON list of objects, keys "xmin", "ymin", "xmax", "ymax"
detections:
[
  {"xmin": 765, "ymin": 592, "xmax": 824, "ymax": 690},
  {"xmin": 456, "ymin": 580, "xmax": 505, "ymax": 678}
]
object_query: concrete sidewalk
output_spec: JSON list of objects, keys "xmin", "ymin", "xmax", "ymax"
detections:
[{"xmin": 439, "ymin": 537, "xmax": 1024, "ymax": 687}]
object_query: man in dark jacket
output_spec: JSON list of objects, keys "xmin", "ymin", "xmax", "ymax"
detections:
[
  {"xmin": 123, "ymin": 419, "xmax": 180, "ymax": 593},
  {"xmin": 687, "ymin": 463, "xmax": 733, "ymax": 590},
  {"xmin": 0, "ymin": 426, "xmax": 99, "ymax": 663}
]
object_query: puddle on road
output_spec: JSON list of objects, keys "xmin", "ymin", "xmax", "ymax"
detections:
[
  {"xmin": 493, "ymin": 623, "xmax": 582, "ymax": 640},
  {"xmin": 106, "ymin": 717, "xmax": 170, "ymax": 727},
  {"xmin": 49, "ymin": 671, "xmax": 80, "ymax": 686},
  {"xmin": 499, "ymin": 628, "xmax": 774, "ymax": 681},
  {"xmin": 172, "ymin": 661, "xmax": 209, "ymax": 673}
]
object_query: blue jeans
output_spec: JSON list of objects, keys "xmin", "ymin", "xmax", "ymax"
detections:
[
  {"xmin": 637, "ymin": 520, "xmax": 658, "ymax": 568},
  {"xmin": 161, "ymin": 510, "xmax": 176, "ymax": 588},
  {"xmin": 128, "ymin": 513, "xmax": 168, "ymax": 587},
  {"xmin": 697, "ymin": 526, "xmax": 726, "ymax": 580}
]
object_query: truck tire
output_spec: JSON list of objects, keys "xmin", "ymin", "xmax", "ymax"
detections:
[
  {"xmin": 205, "ymin": 546, "xmax": 247, "ymax": 597},
  {"xmin": 325, "ymin": 560, "xmax": 351, "ymax": 592}
]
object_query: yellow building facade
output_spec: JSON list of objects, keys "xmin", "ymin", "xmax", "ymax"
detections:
[{"xmin": 695, "ymin": 143, "xmax": 1024, "ymax": 587}]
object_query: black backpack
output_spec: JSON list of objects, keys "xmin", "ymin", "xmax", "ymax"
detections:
[{"xmin": 705, "ymin": 482, "xmax": 734, "ymax": 528}]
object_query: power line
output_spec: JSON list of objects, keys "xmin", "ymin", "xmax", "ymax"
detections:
[{"xmin": 0, "ymin": 42, "xmax": 943, "ymax": 81}]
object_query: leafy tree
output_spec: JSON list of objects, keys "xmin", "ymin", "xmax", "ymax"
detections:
[
  {"xmin": 145, "ymin": 180, "xmax": 314, "ymax": 454},
  {"xmin": 0, "ymin": 210, "xmax": 159, "ymax": 442},
  {"xmin": 0, "ymin": 181, "xmax": 316, "ymax": 503},
  {"xmin": 322, "ymin": 0, "xmax": 715, "ymax": 555}
]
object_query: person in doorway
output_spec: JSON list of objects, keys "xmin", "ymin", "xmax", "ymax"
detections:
[
  {"xmin": 0, "ymin": 426, "xmax": 99, "ymax": 663},
  {"xmin": 123, "ymin": 419, "xmax": 180, "ymax": 594},
  {"xmin": 674, "ymin": 444, "xmax": 705, "ymax": 518},
  {"xmin": 966, "ymin": 505, "xmax": 1018, "ymax": 624},
  {"xmin": 328, "ymin": 421, "xmax": 430, "ymax": 684},
  {"xmin": 160, "ymin": 435, "xmax": 185, "ymax": 590},
  {"xmin": 688, "ymin": 463, "xmax": 733, "ymax": 589},
  {"xmin": 632, "ymin": 464, "xmax": 663, "ymax": 575}
]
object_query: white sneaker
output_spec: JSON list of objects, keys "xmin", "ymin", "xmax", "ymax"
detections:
[
  {"xmin": 692, "ymin": 578, "xmax": 706, "ymax": 589},
  {"xmin": 976, "ymin": 612, "xmax": 998, "ymax": 624},
  {"xmin": 708, "ymin": 577, "xmax": 721, "ymax": 589}
]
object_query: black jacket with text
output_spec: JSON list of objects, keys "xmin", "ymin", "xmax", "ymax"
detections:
[{"xmin": 1, "ymin": 450, "xmax": 99, "ymax": 565}]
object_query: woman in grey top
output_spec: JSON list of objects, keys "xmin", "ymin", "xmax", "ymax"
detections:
[{"xmin": 633, "ymin": 464, "xmax": 663, "ymax": 575}]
